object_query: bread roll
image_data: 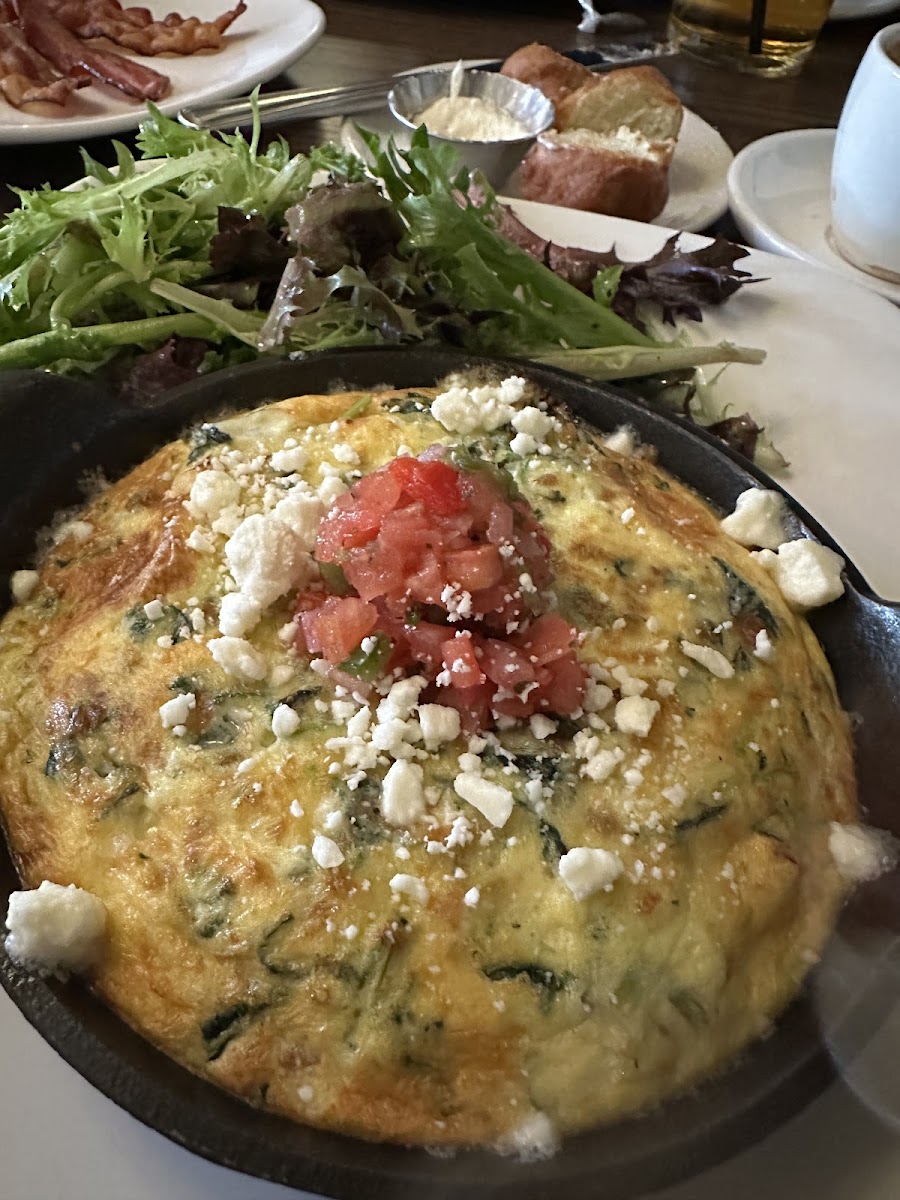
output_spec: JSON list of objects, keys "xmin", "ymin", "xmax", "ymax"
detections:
[
  {"xmin": 499, "ymin": 42, "xmax": 594, "ymax": 108},
  {"xmin": 557, "ymin": 65, "xmax": 683, "ymax": 151},
  {"xmin": 519, "ymin": 128, "xmax": 670, "ymax": 223}
]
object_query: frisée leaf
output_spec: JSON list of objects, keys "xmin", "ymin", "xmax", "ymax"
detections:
[{"xmin": 0, "ymin": 101, "xmax": 765, "ymax": 450}]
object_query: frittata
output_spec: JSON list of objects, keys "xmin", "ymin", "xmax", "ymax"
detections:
[{"xmin": 0, "ymin": 374, "xmax": 857, "ymax": 1151}]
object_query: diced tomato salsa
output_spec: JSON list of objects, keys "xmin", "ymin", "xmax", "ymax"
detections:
[{"xmin": 295, "ymin": 452, "xmax": 586, "ymax": 727}]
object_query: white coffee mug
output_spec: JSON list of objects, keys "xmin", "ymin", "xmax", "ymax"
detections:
[{"xmin": 831, "ymin": 23, "xmax": 900, "ymax": 283}]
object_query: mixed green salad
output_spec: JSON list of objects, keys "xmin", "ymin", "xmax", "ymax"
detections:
[{"xmin": 0, "ymin": 106, "xmax": 769, "ymax": 454}]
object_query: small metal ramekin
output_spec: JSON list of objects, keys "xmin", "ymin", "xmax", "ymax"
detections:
[{"xmin": 388, "ymin": 68, "xmax": 554, "ymax": 188}]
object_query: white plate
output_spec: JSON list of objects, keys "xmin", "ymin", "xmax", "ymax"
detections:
[
  {"xmin": 829, "ymin": 0, "xmax": 900, "ymax": 20},
  {"xmin": 507, "ymin": 199, "xmax": 900, "ymax": 601},
  {"xmin": 4, "ymin": 201, "xmax": 900, "ymax": 1200},
  {"xmin": 342, "ymin": 103, "xmax": 733, "ymax": 234},
  {"xmin": 727, "ymin": 128, "xmax": 900, "ymax": 305},
  {"xmin": 0, "ymin": 0, "xmax": 325, "ymax": 145}
]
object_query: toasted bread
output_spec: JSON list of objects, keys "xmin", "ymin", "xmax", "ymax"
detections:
[
  {"xmin": 519, "ymin": 127, "xmax": 671, "ymax": 222},
  {"xmin": 556, "ymin": 65, "xmax": 683, "ymax": 151},
  {"xmin": 499, "ymin": 42, "xmax": 594, "ymax": 108}
]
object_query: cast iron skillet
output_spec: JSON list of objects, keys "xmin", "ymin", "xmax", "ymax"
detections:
[{"xmin": 1, "ymin": 348, "xmax": 898, "ymax": 1200}]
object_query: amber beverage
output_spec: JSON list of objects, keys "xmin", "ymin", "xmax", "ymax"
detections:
[{"xmin": 668, "ymin": 0, "xmax": 833, "ymax": 76}]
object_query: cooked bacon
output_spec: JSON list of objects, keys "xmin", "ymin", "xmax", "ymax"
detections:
[
  {"xmin": 46, "ymin": 0, "xmax": 247, "ymax": 57},
  {"xmin": 0, "ymin": 14, "xmax": 88, "ymax": 108},
  {"xmin": 16, "ymin": 0, "xmax": 171, "ymax": 99}
]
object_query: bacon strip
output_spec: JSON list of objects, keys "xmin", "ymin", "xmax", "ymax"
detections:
[
  {"xmin": 0, "ymin": 13, "xmax": 88, "ymax": 107},
  {"xmin": 46, "ymin": 0, "xmax": 246, "ymax": 56},
  {"xmin": 16, "ymin": 0, "xmax": 171, "ymax": 99}
]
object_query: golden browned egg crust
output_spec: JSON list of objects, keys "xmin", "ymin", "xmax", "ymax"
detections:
[{"xmin": 0, "ymin": 382, "xmax": 856, "ymax": 1149}]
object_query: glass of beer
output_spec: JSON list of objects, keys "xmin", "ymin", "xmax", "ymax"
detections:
[{"xmin": 668, "ymin": 0, "xmax": 833, "ymax": 76}]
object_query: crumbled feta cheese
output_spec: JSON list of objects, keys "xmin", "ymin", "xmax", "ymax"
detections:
[
  {"xmin": 445, "ymin": 814, "xmax": 474, "ymax": 849},
  {"xmin": 463, "ymin": 886, "xmax": 480, "ymax": 907},
  {"xmin": 720, "ymin": 488, "xmax": 789, "ymax": 550},
  {"xmin": 372, "ymin": 717, "xmax": 420, "ymax": 759},
  {"xmin": 331, "ymin": 699, "xmax": 357, "ymax": 723},
  {"xmin": 602, "ymin": 427, "xmax": 635, "ymax": 456},
  {"xmin": 417, "ymin": 704, "xmax": 461, "ymax": 749},
  {"xmin": 272, "ymin": 490, "xmax": 325, "ymax": 549},
  {"xmin": 186, "ymin": 528, "xmax": 215, "ymax": 554},
  {"xmin": 512, "ymin": 405, "xmax": 556, "ymax": 440},
  {"xmin": 186, "ymin": 470, "xmax": 241, "ymax": 523},
  {"xmin": 454, "ymin": 771, "xmax": 514, "ymax": 828},
  {"xmin": 208, "ymin": 636, "xmax": 267, "ymax": 680},
  {"xmin": 218, "ymin": 592, "xmax": 262, "ymax": 638},
  {"xmin": 611, "ymin": 666, "xmax": 648, "ymax": 697},
  {"xmin": 311, "ymin": 835, "xmax": 344, "ymax": 869},
  {"xmin": 271, "ymin": 704, "xmax": 301, "ymax": 739},
  {"xmin": 317, "ymin": 475, "xmax": 347, "ymax": 508},
  {"xmin": 662, "ymin": 784, "xmax": 687, "ymax": 807},
  {"xmin": 332, "ymin": 442, "xmax": 359, "ymax": 465},
  {"xmin": 559, "ymin": 846, "xmax": 624, "ymax": 900},
  {"xmin": 389, "ymin": 873, "xmax": 429, "ymax": 904},
  {"xmin": 143, "ymin": 598, "xmax": 165, "ymax": 621},
  {"xmin": 680, "ymin": 640, "xmax": 735, "ymax": 680},
  {"xmin": 53, "ymin": 519, "xmax": 93, "ymax": 545},
  {"xmin": 656, "ymin": 679, "xmax": 676, "ymax": 698},
  {"xmin": 322, "ymin": 809, "xmax": 344, "ymax": 833},
  {"xmin": 5, "ymin": 881, "xmax": 106, "ymax": 973},
  {"xmin": 189, "ymin": 608, "xmax": 206, "ymax": 635},
  {"xmin": 829, "ymin": 822, "xmax": 897, "ymax": 882},
  {"xmin": 270, "ymin": 445, "xmax": 308, "ymax": 473},
  {"xmin": 346, "ymin": 708, "xmax": 372, "ymax": 739},
  {"xmin": 574, "ymin": 731, "xmax": 625, "ymax": 782},
  {"xmin": 159, "ymin": 691, "xmax": 196, "ymax": 729},
  {"xmin": 614, "ymin": 695, "xmax": 660, "ymax": 738},
  {"xmin": 378, "ymin": 676, "xmax": 426, "ymax": 722},
  {"xmin": 620, "ymin": 507, "xmax": 635, "ymax": 525},
  {"xmin": 754, "ymin": 629, "xmax": 775, "ymax": 661},
  {"xmin": 496, "ymin": 1111, "xmax": 560, "ymax": 1161},
  {"xmin": 510, "ymin": 432, "xmax": 539, "ymax": 456},
  {"xmin": 224, "ymin": 513, "xmax": 313, "ymax": 609},
  {"xmin": 529, "ymin": 714, "xmax": 557, "ymax": 740},
  {"xmin": 381, "ymin": 760, "xmax": 425, "ymax": 826},
  {"xmin": 431, "ymin": 376, "xmax": 526, "ymax": 435},
  {"xmin": 289, "ymin": 800, "xmax": 304, "ymax": 818},
  {"xmin": 755, "ymin": 539, "xmax": 845, "ymax": 611},
  {"xmin": 440, "ymin": 583, "xmax": 473, "ymax": 621},
  {"xmin": 584, "ymin": 679, "xmax": 613, "ymax": 713},
  {"xmin": 10, "ymin": 570, "xmax": 39, "ymax": 604}
]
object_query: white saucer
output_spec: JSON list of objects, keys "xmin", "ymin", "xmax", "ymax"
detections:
[
  {"xmin": 727, "ymin": 128, "xmax": 900, "ymax": 305},
  {"xmin": 829, "ymin": 0, "xmax": 900, "ymax": 20},
  {"xmin": 342, "ymin": 93, "xmax": 732, "ymax": 234}
]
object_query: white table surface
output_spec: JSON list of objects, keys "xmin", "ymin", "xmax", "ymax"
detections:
[
  {"xmin": 4, "ymin": 126, "xmax": 900, "ymax": 1200},
  {"xmin": 3, "ymin": 983, "xmax": 899, "ymax": 1200}
]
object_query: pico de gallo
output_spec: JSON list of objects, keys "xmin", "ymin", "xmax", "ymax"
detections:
[{"xmin": 296, "ymin": 452, "xmax": 587, "ymax": 729}]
